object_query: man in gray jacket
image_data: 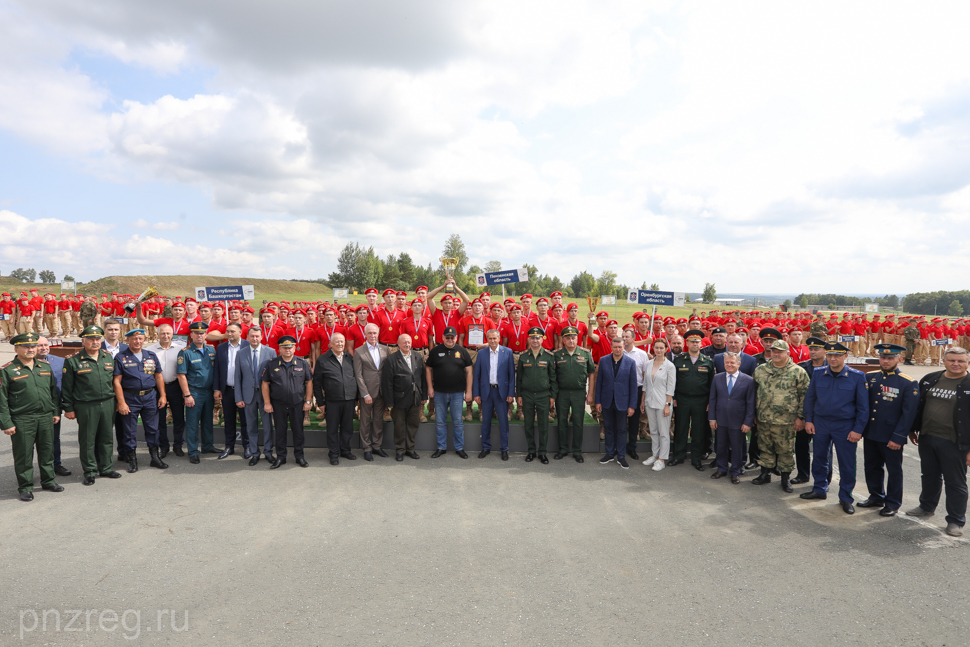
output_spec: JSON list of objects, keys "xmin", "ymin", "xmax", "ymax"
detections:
[
  {"xmin": 313, "ymin": 333, "xmax": 359, "ymax": 465},
  {"xmin": 233, "ymin": 327, "xmax": 277, "ymax": 465}
]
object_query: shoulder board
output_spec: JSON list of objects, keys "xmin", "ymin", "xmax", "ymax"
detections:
[
  {"xmin": 38, "ymin": 358, "xmax": 50, "ymax": 364},
  {"xmin": 898, "ymin": 373, "xmax": 916, "ymax": 382},
  {"xmin": 847, "ymin": 367, "xmax": 863, "ymax": 375},
  {"xmin": 1, "ymin": 361, "xmax": 10, "ymax": 369}
]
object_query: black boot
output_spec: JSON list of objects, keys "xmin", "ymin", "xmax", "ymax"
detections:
[
  {"xmin": 149, "ymin": 447, "xmax": 169, "ymax": 469},
  {"xmin": 127, "ymin": 452, "xmax": 139, "ymax": 473},
  {"xmin": 780, "ymin": 471, "xmax": 793, "ymax": 493},
  {"xmin": 751, "ymin": 467, "xmax": 772, "ymax": 485}
]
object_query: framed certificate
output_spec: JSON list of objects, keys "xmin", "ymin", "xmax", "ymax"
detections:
[{"xmin": 467, "ymin": 324, "xmax": 485, "ymax": 346}]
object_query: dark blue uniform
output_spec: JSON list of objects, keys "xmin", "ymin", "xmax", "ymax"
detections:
[
  {"xmin": 803, "ymin": 365, "xmax": 869, "ymax": 502},
  {"xmin": 863, "ymin": 368, "xmax": 919, "ymax": 510},
  {"xmin": 177, "ymin": 343, "xmax": 216, "ymax": 457},
  {"xmin": 795, "ymin": 360, "xmax": 833, "ymax": 482},
  {"xmin": 113, "ymin": 348, "xmax": 163, "ymax": 452}
]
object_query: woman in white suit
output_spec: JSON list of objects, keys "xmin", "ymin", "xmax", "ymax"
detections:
[{"xmin": 642, "ymin": 338, "xmax": 676, "ymax": 471}]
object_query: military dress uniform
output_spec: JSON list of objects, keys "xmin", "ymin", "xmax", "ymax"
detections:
[
  {"xmin": 517, "ymin": 332, "xmax": 558, "ymax": 462},
  {"xmin": 858, "ymin": 345, "xmax": 920, "ymax": 515},
  {"xmin": 0, "ymin": 333, "xmax": 62, "ymax": 499},
  {"xmin": 796, "ymin": 352, "xmax": 833, "ymax": 484},
  {"xmin": 262, "ymin": 339, "xmax": 312, "ymax": 466},
  {"xmin": 552, "ymin": 332, "xmax": 595, "ymax": 460},
  {"xmin": 177, "ymin": 327, "xmax": 217, "ymax": 461},
  {"xmin": 671, "ymin": 351, "xmax": 715, "ymax": 467},
  {"xmin": 802, "ymin": 343, "xmax": 869, "ymax": 507},
  {"xmin": 113, "ymin": 335, "xmax": 166, "ymax": 472}
]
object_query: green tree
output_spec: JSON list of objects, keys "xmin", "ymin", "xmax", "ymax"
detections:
[
  {"xmin": 397, "ymin": 253, "xmax": 415, "ymax": 286},
  {"xmin": 570, "ymin": 271, "xmax": 596, "ymax": 298},
  {"xmin": 949, "ymin": 299, "xmax": 964, "ymax": 316},
  {"xmin": 9, "ymin": 268, "xmax": 36, "ymax": 283},
  {"xmin": 596, "ymin": 271, "xmax": 618, "ymax": 297},
  {"xmin": 702, "ymin": 282, "xmax": 716, "ymax": 303},
  {"xmin": 798, "ymin": 295, "xmax": 809, "ymax": 308},
  {"xmin": 484, "ymin": 260, "xmax": 502, "ymax": 273},
  {"xmin": 62, "ymin": 274, "xmax": 75, "ymax": 282},
  {"xmin": 39, "ymin": 270, "xmax": 56, "ymax": 284},
  {"xmin": 440, "ymin": 234, "xmax": 469, "ymax": 274},
  {"xmin": 650, "ymin": 283, "xmax": 660, "ymax": 291},
  {"xmin": 783, "ymin": 298, "xmax": 793, "ymax": 310}
]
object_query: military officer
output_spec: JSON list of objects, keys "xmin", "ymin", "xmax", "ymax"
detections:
[
  {"xmin": 516, "ymin": 327, "xmax": 558, "ymax": 463},
  {"xmin": 552, "ymin": 325, "xmax": 596, "ymax": 462},
  {"xmin": 62, "ymin": 326, "xmax": 122, "ymax": 485},
  {"xmin": 856, "ymin": 344, "xmax": 920, "ymax": 516},
  {"xmin": 903, "ymin": 320, "xmax": 921, "ymax": 366},
  {"xmin": 177, "ymin": 321, "xmax": 218, "ymax": 463},
  {"xmin": 800, "ymin": 342, "xmax": 869, "ymax": 514},
  {"xmin": 794, "ymin": 337, "xmax": 833, "ymax": 485},
  {"xmin": 113, "ymin": 329, "xmax": 168, "ymax": 472},
  {"xmin": 262, "ymin": 335, "xmax": 313, "ymax": 469},
  {"xmin": 0, "ymin": 332, "xmax": 63, "ymax": 501},
  {"xmin": 80, "ymin": 296, "xmax": 98, "ymax": 330},
  {"xmin": 671, "ymin": 330, "xmax": 715, "ymax": 469}
]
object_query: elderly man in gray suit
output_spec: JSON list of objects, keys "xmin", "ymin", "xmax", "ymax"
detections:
[
  {"xmin": 354, "ymin": 323, "xmax": 389, "ymax": 458},
  {"xmin": 233, "ymin": 326, "xmax": 277, "ymax": 465}
]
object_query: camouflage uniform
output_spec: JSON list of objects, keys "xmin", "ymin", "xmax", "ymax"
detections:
[
  {"xmin": 754, "ymin": 358, "xmax": 809, "ymax": 472},
  {"xmin": 903, "ymin": 323, "xmax": 920, "ymax": 365},
  {"xmin": 809, "ymin": 319, "xmax": 828, "ymax": 339},
  {"xmin": 80, "ymin": 300, "xmax": 98, "ymax": 330}
]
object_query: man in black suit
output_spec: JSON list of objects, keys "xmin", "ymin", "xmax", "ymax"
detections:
[
  {"xmin": 313, "ymin": 332, "xmax": 359, "ymax": 465},
  {"xmin": 382, "ymin": 334, "xmax": 428, "ymax": 461},
  {"xmin": 213, "ymin": 323, "xmax": 249, "ymax": 459},
  {"xmin": 708, "ymin": 352, "xmax": 756, "ymax": 483}
]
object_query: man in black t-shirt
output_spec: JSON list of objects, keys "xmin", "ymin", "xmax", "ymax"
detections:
[{"xmin": 424, "ymin": 327, "xmax": 473, "ymax": 458}]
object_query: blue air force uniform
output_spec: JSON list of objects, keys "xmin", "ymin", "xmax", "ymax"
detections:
[
  {"xmin": 803, "ymin": 359, "xmax": 869, "ymax": 503},
  {"xmin": 862, "ymin": 345, "xmax": 920, "ymax": 512},
  {"xmin": 113, "ymin": 346, "xmax": 163, "ymax": 452},
  {"xmin": 177, "ymin": 326, "xmax": 217, "ymax": 458}
]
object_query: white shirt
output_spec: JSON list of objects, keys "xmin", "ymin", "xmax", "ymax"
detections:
[
  {"xmin": 225, "ymin": 340, "xmax": 241, "ymax": 387},
  {"xmin": 623, "ymin": 346, "xmax": 649, "ymax": 387},
  {"xmin": 366, "ymin": 342, "xmax": 381, "ymax": 369},
  {"xmin": 103, "ymin": 340, "xmax": 122, "ymax": 358},
  {"xmin": 489, "ymin": 347, "xmax": 500, "ymax": 385},
  {"xmin": 725, "ymin": 370, "xmax": 738, "ymax": 392},
  {"xmin": 400, "ymin": 352, "xmax": 411, "ymax": 370},
  {"xmin": 146, "ymin": 340, "xmax": 186, "ymax": 383}
]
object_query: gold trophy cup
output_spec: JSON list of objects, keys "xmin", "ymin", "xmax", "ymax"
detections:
[
  {"xmin": 124, "ymin": 286, "xmax": 160, "ymax": 315},
  {"xmin": 440, "ymin": 257, "xmax": 459, "ymax": 294},
  {"xmin": 585, "ymin": 296, "xmax": 599, "ymax": 322}
]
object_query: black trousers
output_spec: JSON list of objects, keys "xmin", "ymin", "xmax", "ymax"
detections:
[
  {"xmin": 159, "ymin": 381, "xmax": 186, "ymax": 450},
  {"xmin": 273, "ymin": 401, "xmax": 305, "ymax": 460},
  {"xmin": 626, "ymin": 386, "xmax": 643, "ymax": 453},
  {"xmin": 221, "ymin": 384, "xmax": 249, "ymax": 448},
  {"xmin": 795, "ymin": 429, "xmax": 833, "ymax": 481},
  {"xmin": 863, "ymin": 439, "xmax": 904, "ymax": 510},
  {"xmin": 918, "ymin": 433, "xmax": 969, "ymax": 527},
  {"xmin": 325, "ymin": 399, "xmax": 355, "ymax": 458}
]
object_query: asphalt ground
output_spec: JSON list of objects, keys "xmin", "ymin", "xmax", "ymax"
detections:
[{"xmin": 1, "ymin": 343, "xmax": 968, "ymax": 646}]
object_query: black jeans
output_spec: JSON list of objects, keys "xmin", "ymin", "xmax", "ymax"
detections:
[
  {"xmin": 221, "ymin": 384, "xmax": 249, "ymax": 449},
  {"xmin": 325, "ymin": 399, "xmax": 355, "ymax": 458},
  {"xmin": 918, "ymin": 433, "xmax": 969, "ymax": 527},
  {"xmin": 626, "ymin": 387, "xmax": 642, "ymax": 454},
  {"xmin": 273, "ymin": 401, "xmax": 305, "ymax": 460}
]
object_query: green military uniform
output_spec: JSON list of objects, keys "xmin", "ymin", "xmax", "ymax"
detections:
[
  {"xmin": 62, "ymin": 334, "xmax": 116, "ymax": 478},
  {"xmin": 672, "ymin": 351, "xmax": 714, "ymax": 466},
  {"xmin": 80, "ymin": 300, "xmax": 98, "ymax": 329},
  {"xmin": 0, "ymin": 337, "xmax": 60, "ymax": 495},
  {"xmin": 517, "ymin": 344, "xmax": 558, "ymax": 458},
  {"xmin": 753, "ymin": 351, "xmax": 809, "ymax": 474},
  {"xmin": 810, "ymin": 319, "xmax": 828, "ymax": 339},
  {"xmin": 552, "ymin": 340, "xmax": 595, "ymax": 457},
  {"xmin": 903, "ymin": 323, "xmax": 920, "ymax": 364}
]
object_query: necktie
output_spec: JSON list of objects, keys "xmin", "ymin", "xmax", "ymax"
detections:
[
  {"xmin": 252, "ymin": 348, "xmax": 258, "ymax": 385},
  {"xmin": 727, "ymin": 374, "xmax": 734, "ymax": 395}
]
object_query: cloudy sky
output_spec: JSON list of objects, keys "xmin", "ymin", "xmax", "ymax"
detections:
[{"xmin": 1, "ymin": 0, "xmax": 967, "ymax": 294}]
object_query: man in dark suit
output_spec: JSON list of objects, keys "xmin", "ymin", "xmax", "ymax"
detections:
[
  {"xmin": 382, "ymin": 334, "xmax": 428, "ymax": 461},
  {"xmin": 708, "ymin": 352, "xmax": 756, "ymax": 483},
  {"xmin": 472, "ymin": 329, "xmax": 515, "ymax": 460},
  {"xmin": 595, "ymin": 337, "xmax": 639, "ymax": 469},
  {"xmin": 101, "ymin": 318, "xmax": 129, "ymax": 460},
  {"xmin": 233, "ymin": 326, "xmax": 277, "ymax": 465},
  {"xmin": 713, "ymin": 334, "xmax": 757, "ymax": 376},
  {"xmin": 213, "ymin": 323, "xmax": 249, "ymax": 459},
  {"xmin": 313, "ymin": 332, "xmax": 359, "ymax": 465}
]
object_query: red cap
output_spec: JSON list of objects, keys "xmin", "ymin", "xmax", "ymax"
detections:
[
  {"xmin": 566, "ymin": 303, "xmax": 578, "ymax": 311},
  {"xmin": 382, "ymin": 289, "xmax": 396, "ymax": 297},
  {"xmin": 550, "ymin": 291, "xmax": 563, "ymax": 298},
  {"xmin": 364, "ymin": 288, "xmax": 378, "ymax": 296},
  {"xmin": 416, "ymin": 285, "xmax": 429, "ymax": 292},
  {"xmin": 596, "ymin": 310, "xmax": 609, "ymax": 318},
  {"xmin": 521, "ymin": 294, "xmax": 533, "ymax": 300},
  {"xmin": 535, "ymin": 297, "xmax": 548, "ymax": 305}
]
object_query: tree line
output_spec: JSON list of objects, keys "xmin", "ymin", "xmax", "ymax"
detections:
[
  {"xmin": 792, "ymin": 293, "xmax": 900, "ymax": 309},
  {"xmin": 901, "ymin": 291, "xmax": 968, "ymax": 316}
]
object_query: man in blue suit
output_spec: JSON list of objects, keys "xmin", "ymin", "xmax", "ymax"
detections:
[
  {"xmin": 213, "ymin": 323, "xmax": 249, "ymax": 459},
  {"xmin": 595, "ymin": 337, "xmax": 639, "ymax": 469},
  {"xmin": 37, "ymin": 337, "xmax": 70, "ymax": 477},
  {"xmin": 473, "ymin": 329, "xmax": 516, "ymax": 460},
  {"xmin": 713, "ymin": 334, "xmax": 757, "ymax": 376},
  {"xmin": 708, "ymin": 352, "xmax": 756, "ymax": 483},
  {"xmin": 233, "ymin": 326, "xmax": 277, "ymax": 465}
]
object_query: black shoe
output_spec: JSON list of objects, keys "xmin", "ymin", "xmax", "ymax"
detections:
[
  {"xmin": 42, "ymin": 483, "xmax": 64, "ymax": 492},
  {"xmin": 539, "ymin": 455, "xmax": 549, "ymax": 464},
  {"xmin": 857, "ymin": 497, "xmax": 885, "ymax": 508},
  {"xmin": 374, "ymin": 449, "xmax": 389, "ymax": 458},
  {"xmin": 127, "ymin": 454, "xmax": 138, "ymax": 473},
  {"xmin": 702, "ymin": 451, "xmax": 712, "ymax": 460},
  {"xmin": 340, "ymin": 452, "xmax": 357, "ymax": 461},
  {"xmin": 694, "ymin": 463, "xmax": 705, "ymax": 472},
  {"xmin": 264, "ymin": 452, "xmax": 276, "ymax": 463},
  {"xmin": 83, "ymin": 475, "xmax": 96, "ymax": 486},
  {"xmin": 667, "ymin": 458, "xmax": 683, "ymax": 466},
  {"xmin": 708, "ymin": 459, "xmax": 717, "ymax": 469},
  {"xmin": 841, "ymin": 500, "xmax": 855, "ymax": 515},
  {"xmin": 149, "ymin": 447, "xmax": 169, "ymax": 469},
  {"xmin": 297, "ymin": 458, "xmax": 309, "ymax": 468},
  {"xmin": 202, "ymin": 448, "xmax": 219, "ymax": 454},
  {"xmin": 574, "ymin": 454, "xmax": 584, "ymax": 463},
  {"xmin": 405, "ymin": 451, "xmax": 420, "ymax": 460},
  {"xmin": 100, "ymin": 471, "xmax": 122, "ymax": 479},
  {"xmin": 364, "ymin": 452, "xmax": 373, "ymax": 461},
  {"xmin": 159, "ymin": 448, "xmax": 169, "ymax": 459},
  {"xmin": 218, "ymin": 447, "xmax": 234, "ymax": 459},
  {"xmin": 396, "ymin": 452, "xmax": 405, "ymax": 462},
  {"xmin": 19, "ymin": 491, "xmax": 33, "ymax": 502},
  {"xmin": 249, "ymin": 456, "xmax": 260, "ymax": 466},
  {"xmin": 501, "ymin": 451, "xmax": 509, "ymax": 461},
  {"xmin": 628, "ymin": 450, "xmax": 639, "ymax": 461},
  {"xmin": 525, "ymin": 453, "xmax": 536, "ymax": 462},
  {"xmin": 478, "ymin": 450, "xmax": 490, "ymax": 459},
  {"xmin": 189, "ymin": 455, "xmax": 200, "ymax": 464},
  {"xmin": 54, "ymin": 464, "xmax": 72, "ymax": 477},
  {"xmin": 554, "ymin": 452, "xmax": 565, "ymax": 460},
  {"xmin": 744, "ymin": 461, "xmax": 759, "ymax": 470},
  {"xmin": 117, "ymin": 452, "xmax": 129, "ymax": 463},
  {"xmin": 790, "ymin": 475, "xmax": 810, "ymax": 485},
  {"xmin": 270, "ymin": 458, "xmax": 286, "ymax": 469},
  {"xmin": 173, "ymin": 447, "xmax": 185, "ymax": 457},
  {"xmin": 431, "ymin": 449, "xmax": 446, "ymax": 458},
  {"xmin": 879, "ymin": 507, "xmax": 898, "ymax": 517},
  {"xmin": 780, "ymin": 472, "xmax": 793, "ymax": 493},
  {"xmin": 752, "ymin": 468, "xmax": 772, "ymax": 485},
  {"xmin": 711, "ymin": 471, "xmax": 727, "ymax": 479},
  {"xmin": 456, "ymin": 450, "xmax": 468, "ymax": 459},
  {"xmin": 799, "ymin": 491, "xmax": 826, "ymax": 500},
  {"xmin": 599, "ymin": 454, "xmax": 615, "ymax": 465}
]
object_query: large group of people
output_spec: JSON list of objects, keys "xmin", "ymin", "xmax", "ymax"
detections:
[{"xmin": 2, "ymin": 281, "xmax": 969, "ymax": 539}]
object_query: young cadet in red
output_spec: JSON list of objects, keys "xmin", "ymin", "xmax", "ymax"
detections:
[
  {"xmin": 258, "ymin": 308, "xmax": 284, "ymax": 352},
  {"xmin": 429, "ymin": 295, "xmax": 463, "ymax": 345},
  {"xmin": 529, "ymin": 298, "xmax": 559, "ymax": 351},
  {"xmin": 313, "ymin": 308, "xmax": 346, "ymax": 359},
  {"xmin": 398, "ymin": 299, "xmax": 432, "ymax": 356},
  {"xmin": 586, "ymin": 311, "xmax": 612, "ymax": 362},
  {"xmin": 488, "ymin": 302, "xmax": 505, "ymax": 330},
  {"xmin": 369, "ymin": 289, "xmax": 404, "ymax": 347},
  {"xmin": 344, "ymin": 306, "xmax": 370, "ymax": 352},
  {"xmin": 138, "ymin": 301, "xmax": 191, "ymax": 338},
  {"xmin": 458, "ymin": 298, "xmax": 495, "ymax": 356}
]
